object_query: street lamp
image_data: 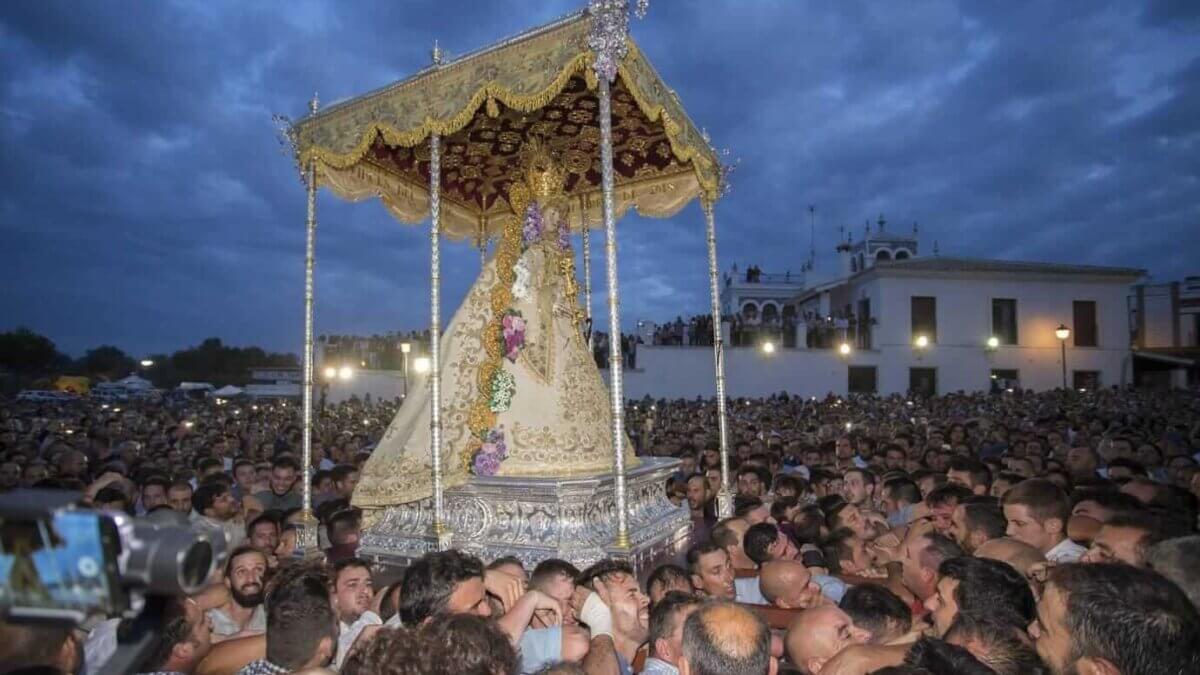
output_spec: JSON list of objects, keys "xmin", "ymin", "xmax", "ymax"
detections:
[
  {"xmin": 139, "ymin": 359, "xmax": 154, "ymax": 368},
  {"xmin": 413, "ymin": 357, "xmax": 431, "ymax": 374},
  {"xmin": 323, "ymin": 366, "xmax": 337, "ymax": 380},
  {"xmin": 838, "ymin": 342, "xmax": 852, "ymax": 357},
  {"xmin": 1055, "ymin": 324, "xmax": 1070, "ymax": 389},
  {"xmin": 986, "ymin": 336, "xmax": 999, "ymax": 350},
  {"xmin": 760, "ymin": 341, "xmax": 776, "ymax": 355},
  {"xmin": 338, "ymin": 365, "xmax": 354, "ymax": 381},
  {"xmin": 400, "ymin": 342, "xmax": 411, "ymax": 396}
]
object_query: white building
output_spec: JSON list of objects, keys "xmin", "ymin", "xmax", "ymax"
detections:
[{"xmin": 624, "ymin": 227, "xmax": 1145, "ymax": 398}]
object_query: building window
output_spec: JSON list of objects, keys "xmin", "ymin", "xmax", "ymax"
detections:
[
  {"xmin": 992, "ymin": 298, "xmax": 1018, "ymax": 345},
  {"xmin": 1073, "ymin": 300, "xmax": 1098, "ymax": 347},
  {"xmin": 857, "ymin": 298, "xmax": 872, "ymax": 350},
  {"xmin": 848, "ymin": 366, "xmax": 877, "ymax": 394},
  {"xmin": 911, "ymin": 296, "xmax": 937, "ymax": 343},
  {"xmin": 991, "ymin": 369, "xmax": 1019, "ymax": 392},
  {"xmin": 909, "ymin": 368, "xmax": 937, "ymax": 397},
  {"xmin": 1073, "ymin": 370, "xmax": 1100, "ymax": 391}
]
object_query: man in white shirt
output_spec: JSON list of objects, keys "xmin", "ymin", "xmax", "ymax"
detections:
[
  {"xmin": 331, "ymin": 558, "xmax": 382, "ymax": 669},
  {"xmin": 1001, "ymin": 478, "xmax": 1086, "ymax": 563}
]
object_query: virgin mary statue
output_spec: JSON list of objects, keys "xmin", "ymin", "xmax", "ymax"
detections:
[{"xmin": 353, "ymin": 141, "xmax": 635, "ymax": 510}]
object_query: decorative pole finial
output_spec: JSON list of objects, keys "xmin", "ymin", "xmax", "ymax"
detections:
[
  {"xmin": 309, "ymin": 92, "xmax": 319, "ymax": 115},
  {"xmin": 588, "ymin": 0, "xmax": 648, "ymax": 83},
  {"xmin": 431, "ymin": 39, "xmax": 444, "ymax": 65},
  {"xmin": 877, "ymin": 213, "xmax": 886, "ymax": 231}
]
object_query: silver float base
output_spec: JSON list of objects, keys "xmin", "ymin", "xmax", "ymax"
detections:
[{"xmin": 357, "ymin": 457, "xmax": 691, "ymax": 577}]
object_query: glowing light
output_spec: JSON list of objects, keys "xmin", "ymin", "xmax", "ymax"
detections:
[
  {"xmin": 1078, "ymin": 388, "xmax": 1087, "ymax": 393},
  {"xmin": 338, "ymin": 366, "xmax": 354, "ymax": 380},
  {"xmin": 845, "ymin": 422, "xmax": 852, "ymax": 431},
  {"xmin": 140, "ymin": 359, "xmax": 154, "ymax": 367},
  {"xmin": 1055, "ymin": 325, "xmax": 1071, "ymax": 341},
  {"xmin": 838, "ymin": 342, "xmax": 851, "ymax": 356},
  {"xmin": 323, "ymin": 366, "xmax": 337, "ymax": 379},
  {"xmin": 413, "ymin": 357, "xmax": 432, "ymax": 374},
  {"xmin": 184, "ymin": 421, "xmax": 194, "ymax": 428},
  {"xmin": 1006, "ymin": 388, "xmax": 1014, "ymax": 393},
  {"xmin": 986, "ymin": 336, "xmax": 1000, "ymax": 349},
  {"xmin": 906, "ymin": 401, "xmax": 913, "ymax": 406},
  {"xmin": 914, "ymin": 335, "xmax": 929, "ymax": 349},
  {"xmin": 990, "ymin": 374, "xmax": 998, "ymax": 380},
  {"xmin": 760, "ymin": 341, "xmax": 776, "ymax": 354},
  {"xmin": 400, "ymin": 343, "xmax": 411, "ymax": 354}
]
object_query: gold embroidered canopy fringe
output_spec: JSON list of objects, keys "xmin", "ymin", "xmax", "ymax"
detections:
[{"xmin": 290, "ymin": 10, "xmax": 721, "ymax": 239}]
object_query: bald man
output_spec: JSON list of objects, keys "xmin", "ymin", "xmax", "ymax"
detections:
[
  {"xmin": 973, "ymin": 537, "xmax": 1045, "ymax": 578},
  {"xmin": 760, "ymin": 560, "xmax": 826, "ymax": 610},
  {"xmin": 784, "ymin": 606, "xmax": 870, "ymax": 674},
  {"xmin": 679, "ymin": 601, "xmax": 774, "ymax": 675}
]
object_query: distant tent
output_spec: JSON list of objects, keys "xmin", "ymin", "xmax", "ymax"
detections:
[
  {"xmin": 178, "ymin": 382, "xmax": 216, "ymax": 392},
  {"xmin": 116, "ymin": 375, "xmax": 153, "ymax": 391},
  {"xmin": 213, "ymin": 385, "xmax": 244, "ymax": 397}
]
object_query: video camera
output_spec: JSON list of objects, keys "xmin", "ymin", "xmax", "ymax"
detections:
[{"xmin": 0, "ymin": 489, "xmax": 229, "ymax": 673}]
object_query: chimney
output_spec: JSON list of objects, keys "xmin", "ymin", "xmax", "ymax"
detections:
[{"xmin": 836, "ymin": 229, "xmax": 855, "ymax": 278}]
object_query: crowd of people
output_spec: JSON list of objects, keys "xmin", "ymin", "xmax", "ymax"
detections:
[
  {"xmin": 648, "ymin": 316, "xmax": 716, "ymax": 347},
  {"xmin": 2, "ymin": 385, "xmax": 1200, "ymax": 675}
]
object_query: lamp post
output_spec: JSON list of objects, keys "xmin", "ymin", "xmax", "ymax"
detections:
[
  {"xmin": 400, "ymin": 342, "xmax": 411, "ymax": 397},
  {"xmin": 1055, "ymin": 324, "xmax": 1070, "ymax": 389}
]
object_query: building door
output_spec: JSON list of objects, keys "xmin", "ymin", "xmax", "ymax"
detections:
[{"xmin": 909, "ymin": 368, "xmax": 937, "ymax": 397}]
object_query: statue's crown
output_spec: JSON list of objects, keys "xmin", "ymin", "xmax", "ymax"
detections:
[
  {"xmin": 508, "ymin": 137, "xmax": 564, "ymax": 213},
  {"xmin": 522, "ymin": 137, "xmax": 565, "ymax": 199}
]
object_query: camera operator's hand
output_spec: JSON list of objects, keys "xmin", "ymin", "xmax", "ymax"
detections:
[{"xmin": 484, "ymin": 568, "xmax": 525, "ymax": 613}]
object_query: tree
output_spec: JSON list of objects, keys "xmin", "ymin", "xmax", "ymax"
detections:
[
  {"xmin": 79, "ymin": 345, "xmax": 136, "ymax": 380},
  {"xmin": 0, "ymin": 328, "xmax": 64, "ymax": 375}
]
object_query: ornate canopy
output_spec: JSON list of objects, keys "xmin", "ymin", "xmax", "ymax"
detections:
[{"xmin": 292, "ymin": 11, "xmax": 721, "ymax": 241}]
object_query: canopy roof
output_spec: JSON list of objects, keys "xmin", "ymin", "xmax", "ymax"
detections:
[{"xmin": 292, "ymin": 11, "xmax": 721, "ymax": 242}]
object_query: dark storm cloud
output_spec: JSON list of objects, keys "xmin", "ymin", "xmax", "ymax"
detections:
[{"xmin": 1, "ymin": 1, "xmax": 1196, "ymax": 356}]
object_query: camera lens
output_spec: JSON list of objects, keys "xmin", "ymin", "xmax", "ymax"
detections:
[{"xmin": 124, "ymin": 522, "xmax": 217, "ymax": 596}]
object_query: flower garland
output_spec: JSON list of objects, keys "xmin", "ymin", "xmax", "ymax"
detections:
[{"xmin": 471, "ymin": 427, "xmax": 508, "ymax": 476}]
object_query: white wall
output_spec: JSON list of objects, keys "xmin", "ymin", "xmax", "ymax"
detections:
[
  {"xmin": 619, "ymin": 275, "xmax": 1133, "ymax": 399},
  {"xmin": 324, "ymin": 370, "xmax": 408, "ymax": 404}
]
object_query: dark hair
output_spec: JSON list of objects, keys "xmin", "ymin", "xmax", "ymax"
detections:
[
  {"xmin": 531, "ymin": 558, "xmax": 580, "ymax": 592},
  {"xmin": 937, "ymin": 556, "xmax": 1035, "ymax": 625},
  {"xmin": 792, "ymin": 504, "xmax": 824, "ymax": 544},
  {"xmin": 418, "ymin": 613, "xmax": 519, "ymax": 675},
  {"xmin": 769, "ymin": 496, "xmax": 800, "ymax": 523},
  {"xmin": 732, "ymin": 495, "xmax": 765, "ymax": 519},
  {"xmin": 331, "ymin": 557, "xmax": 372, "ymax": 586},
  {"xmin": 486, "ymin": 556, "xmax": 524, "ymax": 573},
  {"xmin": 743, "ymin": 523, "xmax": 780, "ymax": 565},
  {"xmin": 330, "ymin": 463, "xmax": 358, "ymax": 484},
  {"xmin": 820, "ymin": 528, "xmax": 859, "ymax": 575},
  {"xmin": 960, "ymin": 502, "xmax": 1007, "ymax": 541},
  {"xmin": 648, "ymin": 591, "xmax": 703, "ymax": 657},
  {"xmin": 136, "ymin": 596, "xmax": 194, "ymax": 671},
  {"xmin": 1106, "ymin": 457, "xmax": 1148, "ymax": 477},
  {"xmin": 915, "ymin": 533, "xmax": 963, "ymax": 571},
  {"xmin": 681, "ymin": 600, "xmax": 771, "ymax": 675},
  {"xmin": 843, "ymin": 467, "xmax": 876, "ymax": 485},
  {"xmin": 94, "ymin": 486, "xmax": 129, "ymax": 507},
  {"xmin": 233, "ymin": 458, "xmax": 255, "ymax": 472},
  {"xmin": 772, "ymin": 474, "xmax": 807, "ymax": 497},
  {"xmin": 646, "ymin": 564, "xmax": 690, "ymax": 596},
  {"xmin": 191, "ymin": 482, "xmax": 228, "ymax": 516},
  {"xmin": 824, "ymin": 501, "xmax": 857, "ymax": 532},
  {"xmin": 947, "ymin": 458, "xmax": 992, "ymax": 490},
  {"xmin": 926, "ymin": 483, "xmax": 973, "ymax": 508},
  {"xmin": 710, "ymin": 518, "xmax": 741, "ymax": 550},
  {"xmin": 224, "ymin": 544, "xmax": 268, "ymax": 577},
  {"xmin": 882, "ymin": 478, "xmax": 921, "ymax": 506},
  {"xmin": 577, "ymin": 559, "xmax": 635, "ymax": 591},
  {"xmin": 904, "ymin": 636, "xmax": 995, "ymax": 675},
  {"xmin": 839, "ymin": 583, "xmax": 911, "ymax": 642},
  {"xmin": 264, "ymin": 562, "xmax": 338, "ymax": 668},
  {"xmin": 400, "ymin": 550, "xmax": 485, "ymax": 625},
  {"xmin": 945, "ymin": 611, "xmax": 1048, "ymax": 675},
  {"xmin": 1046, "ymin": 563, "xmax": 1200, "ymax": 675},
  {"xmin": 736, "ymin": 464, "xmax": 770, "ymax": 488},
  {"xmin": 686, "ymin": 541, "xmax": 726, "ymax": 576},
  {"xmin": 196, "ymin": 457, "xmax": 222, "ymax": 474},
  {"xmin": 310, "ymin": 469, "xmax": 331, "ymax": 488},
  {"xmin": 247, "ymin": 511, "xmax": 281, "ymax": 538},
  {"xmin": 140, "ymin": 474, "xmax": 170, "ymax": 493},
  {"xmin": 1002, "ymin": 478, "xmax": 1070, "ymax": 525},
  {"xmin": 1069, "ymin": 488, "xmax": 1143, "ymax": 517},
  {"xmin": 272, "ymin": 455, "xmax": 300, "ymax": 472}
]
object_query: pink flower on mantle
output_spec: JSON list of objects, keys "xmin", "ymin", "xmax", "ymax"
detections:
[{"xmin": 502, "ymin": 311, "xmax": 526, "ymax": 363}]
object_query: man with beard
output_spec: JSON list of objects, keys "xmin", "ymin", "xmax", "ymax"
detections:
[
  {"xmin": 332, "ymin": 558, "xmax": 382, "ymax": 669},
  {"xmin": 208, "ymin": 545, "xmax": 268, "ymax": 642},
  {"xmin": 576, "ymin": 559, "xmax": 651, "ymax": 675}
]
